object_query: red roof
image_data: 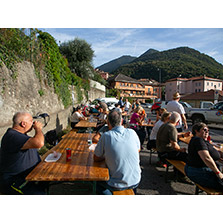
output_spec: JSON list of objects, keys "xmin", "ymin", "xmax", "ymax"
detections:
[{"xmin": 181, "ymin": 89, "xmax": 223, "ymax": 100}]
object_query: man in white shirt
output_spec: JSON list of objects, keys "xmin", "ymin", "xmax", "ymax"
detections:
[
  {"xmin": 124, "ymin": 98, "xmax": 131, "ymax": 112},
  {"xmin": 166, "ymin": 92, "xmax": 188, "ymax": 132}
]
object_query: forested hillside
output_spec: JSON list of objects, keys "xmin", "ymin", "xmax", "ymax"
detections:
[
  {"xmin": 97, "ymin": 55, "xmax": 136, "ymax": 73},
  {"xmin": 110, "ymin": 47, "xmax": 223, "ymax": 82}
]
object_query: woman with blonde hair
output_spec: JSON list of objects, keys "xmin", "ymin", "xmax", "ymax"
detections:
[{"xmin": 129, "ymin": 106, "xmax": 146, "ymax": 149}]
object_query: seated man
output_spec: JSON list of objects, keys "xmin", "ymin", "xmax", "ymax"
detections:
[
  {"xmin": 156, "ymin": 111, "xmax": 187, "ymax": 162},
  {"xmin": 0, "ymin": 112, "xmax": 47, "ymax": 195},
  {"xmin": 94, "ymin": 110, "xmax": 141, "ymax": 195}
]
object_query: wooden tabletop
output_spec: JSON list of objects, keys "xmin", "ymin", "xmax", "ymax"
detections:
[
  {"xmin": 179, "ymin": 134, "xmax": 192, "ymax": 144},
  {"xmin": 75, "ymin": 120, "xmax": 97, "ymax": 128},
  {"xmin": 141, "ymin": 122, "xmax": 154, "ymax": 127},
  {"xmin": 26, "ymin": 131, "xmax": 109, "ymax": 182}
]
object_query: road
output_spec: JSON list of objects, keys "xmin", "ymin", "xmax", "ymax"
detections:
[{"xmin": 144, "ymin": 107, "xmax": 223, "ymax": 143}]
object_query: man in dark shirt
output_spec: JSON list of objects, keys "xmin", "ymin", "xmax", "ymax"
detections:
[
  {"xmin": 0, "ymin": 112, "xmax": 46, "ymax": 195},
  {"xmin": 156, "ymin": 111, "xmax": 187, "ymax": 162}
]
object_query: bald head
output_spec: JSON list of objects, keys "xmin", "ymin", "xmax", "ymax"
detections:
[
  {"xmin": 169, "ymin": 111, "xmax": 181, "ymax": 124},
  {"xmin": 12, "ymin": 112, "xmax": 33, "ymax": 127}
]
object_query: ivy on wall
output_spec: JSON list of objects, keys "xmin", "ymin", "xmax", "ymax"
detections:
[{"xmin": 0, "ymin": 28, "xmax": 90, "ymax": 107}]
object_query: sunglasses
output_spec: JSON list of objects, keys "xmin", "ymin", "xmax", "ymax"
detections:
[{"xmin": 203, "ymin": 128, "xmax": 209, "ymax": 133}]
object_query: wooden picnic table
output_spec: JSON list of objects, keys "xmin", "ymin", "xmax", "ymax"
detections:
[
  {"xmin": 141, "ymin": 121, "xmax": 154, "ymax": 127},
  {"xmin": 75, "ymin": 120, "xmax": 97, "ymax": 128},
  {"xmin": 178, "ymin": 134, "xmax": 192, "ymax": 144},
  {"xmin": 26, "ymin": 131, "xmax": 109, "ymax": 194}
]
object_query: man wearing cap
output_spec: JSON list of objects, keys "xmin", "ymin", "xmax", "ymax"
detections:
[{"xmin": 166, "ymin": 92, "xmax": 188, "ymax": 132}]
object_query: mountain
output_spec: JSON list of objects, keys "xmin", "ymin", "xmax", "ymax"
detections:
[
  {"xmin": 111, "ymin": 47, "xmax": 223, "ymax": 82},
  {"xmin": 97, "ymin": 55, "xmax": 137, "ymax": 73}
]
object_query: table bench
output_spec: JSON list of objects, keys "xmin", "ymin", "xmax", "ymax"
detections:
[
  {"xmin": 165, "ymin": 159, "xmax": 223, "ymax": 195},
  {"xmin": 113, "ymin": 189, "xmax": 135, "ymax": 195}
]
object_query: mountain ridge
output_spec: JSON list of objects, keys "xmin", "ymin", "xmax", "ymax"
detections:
[{"xmin": 98, "ymin": 47, "xmax": 223, "ymax": 82}]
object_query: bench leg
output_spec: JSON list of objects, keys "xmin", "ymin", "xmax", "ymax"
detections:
[
  {"xmin": 195, "ymin": 186, "xmax": 200, "ymax": 195},
  {"xmin": 165, "ymin": 164, "xmax": 169, "ymax": 183}
]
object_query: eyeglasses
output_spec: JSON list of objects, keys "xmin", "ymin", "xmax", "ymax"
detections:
[{"xmin": 203, "ymin": 128, "xmax": 209, "ymax": 133}]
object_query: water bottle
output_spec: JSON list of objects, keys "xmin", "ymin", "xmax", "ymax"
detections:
[{"xmin": 88, "ymin": 128, "xmax": 92, "ymax": 145}]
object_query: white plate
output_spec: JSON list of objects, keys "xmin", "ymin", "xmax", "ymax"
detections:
[{"xmin": 45, "ymin": 152, "xmax": 62, "ymax": 162}]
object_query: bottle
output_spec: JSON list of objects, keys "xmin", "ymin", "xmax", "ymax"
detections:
[{"xmin": 88, "ymin": 128, "xmax": 92, "ymax": 145}]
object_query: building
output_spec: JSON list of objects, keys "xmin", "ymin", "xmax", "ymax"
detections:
[
  {"xmin": 181, "ymin": 89, "xmax": 223, "ymax": 107},
  {"xmin": 107, "ymin": 74, "xmax": 160, "ymax": 102},
  {"xmin": 95, "ymin": 69, "xmax": 110, "ymax": 80},
  {"xmin": 165, "ymin": 75, "xmax": 223, "ymax": 101}
]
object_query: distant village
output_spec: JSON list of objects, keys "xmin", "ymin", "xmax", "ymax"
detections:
[{"xmin": 95, "ymin": 69, "xmax": 223, "ymax": 106}]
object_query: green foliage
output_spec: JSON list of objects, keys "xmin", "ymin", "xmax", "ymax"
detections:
[
  {"xmin": 59, "ymin": 38, "xmax": 95, "ymax": 79},
  {"xmin": 38, "ymin": 89, "xmax": 44, "ymax": 96},
  {"xmin": 106, "ymin": 88, "xmax": 119, "ymax": 97},
  {"xmin": 0, "ymin": 28, "xmax": 92, "ymax": 108},
  {"xmin": 97, "ymin": 55, "xmax": 137, "ymax": 73},
  {"xmin": 113, "ymin": 47, "xmax": 223, "ymax": 82}
]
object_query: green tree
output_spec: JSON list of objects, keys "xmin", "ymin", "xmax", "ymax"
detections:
[{"xmin": 59, "ymin": 38, "xmax": 95, "ymax": 79}]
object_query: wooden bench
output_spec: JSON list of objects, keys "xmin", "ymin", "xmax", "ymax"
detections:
[
  {"xmin": 113, "ymin": 189, "xmax": 135, "ymax": 195},
  {"xmin": 165, "ymin": 159, "xmax": 223, "ymax": 195}
]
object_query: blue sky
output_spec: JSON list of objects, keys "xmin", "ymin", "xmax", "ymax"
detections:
[
  {"xmin": 41, "ymin": 28, "xmax": 223, "ymax": 68},
  {"xmin": 2, "ymin": 1, "xmax": 223, "ymax": 69}
]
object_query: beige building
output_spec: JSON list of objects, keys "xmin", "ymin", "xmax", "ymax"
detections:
[{"xmin": 165, "ymin": 76, "xmax": 223, "ymax": 101}]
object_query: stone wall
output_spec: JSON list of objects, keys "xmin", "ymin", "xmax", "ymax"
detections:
[{"xmin": 0, "ymin": 61, "xmax": 105, "ymax": 139}]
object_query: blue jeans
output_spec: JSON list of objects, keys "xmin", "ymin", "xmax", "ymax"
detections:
[
  {"xmin": 96, "ymin": 181, "xmax": 138, "ymax": 195},
  {"xmin": 185, "ymin": 164, "xmax": 223, "ymax": 190}
]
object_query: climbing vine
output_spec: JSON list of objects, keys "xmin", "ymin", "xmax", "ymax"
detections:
[{"xmin": 0, "ymin": 28, "xmax": 90, "ymax": 107}]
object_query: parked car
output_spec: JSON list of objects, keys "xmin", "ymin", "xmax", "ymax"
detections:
[
  {"xmin": 151, "ymin": 101, "xmax": 192, "ymax": 117},
  {"xmin": 187, "ymin": 101, "xmax": 223, "ymax": 125},
  {"xmin": 140, "ymin": 102, "xmax": 152, "ymax": 109}
]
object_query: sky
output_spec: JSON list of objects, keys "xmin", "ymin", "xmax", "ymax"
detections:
[{"xmin": 40, "ymin": 28, "xmax": 223, "ymax": 68}]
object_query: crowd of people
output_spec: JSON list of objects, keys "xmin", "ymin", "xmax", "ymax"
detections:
[{"xmin": 1, "ymin": 92, "xmax": 223, "ymax": 195}]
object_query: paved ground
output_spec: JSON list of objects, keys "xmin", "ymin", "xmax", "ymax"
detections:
[{"xmin": 48, "ymin": 111, "xmax": 223, "ymax": 195}]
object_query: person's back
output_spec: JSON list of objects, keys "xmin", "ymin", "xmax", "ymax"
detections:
[
  {"xmin": 156, "ymin": 122, "xmax": 177, "ymax": 153},
  {"xmin": 156, "ymin": 111, "xmax": 187, "ymax": 162},
  {"xmin": 94, "ymin": 109, "xmax": 141, "ymax": 194},
  {"xmin": 166, "ymin": 92, "xmax": 188, "ymax": 131},
  {"xmin": 98, "ymin": 126, "xmax": 141, "ymax": 188}
]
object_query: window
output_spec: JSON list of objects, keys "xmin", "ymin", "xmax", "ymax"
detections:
[
  {"xmin": 199, "ymin": 83, "xmax": 201, "ymax": 86},
  {"xmin": 207, "ymin": 82, "xmax": 209, "ymax": 86},
  {"xmin": 219, "ymin": 83, "xmax": 221, "ymax": 87},
  {"xmin": 211, "ymin": 83, "xmax": 213, "ymax": 86}
]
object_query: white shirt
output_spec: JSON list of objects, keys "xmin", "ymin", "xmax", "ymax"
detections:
[
  {"xmin": 70, "ymin": 111, "xmax": 84, "ymax": 122},
  {"xmin": 124, "ymin": 101, "xmax": 131, "ymax": 110},
  {"xmin": 166, "ymin": 100, "xmax": 185, "ymax": 128},
  {"xmin": 150, "ymin": 120, "xmax": 164, "ymax": 140}
]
